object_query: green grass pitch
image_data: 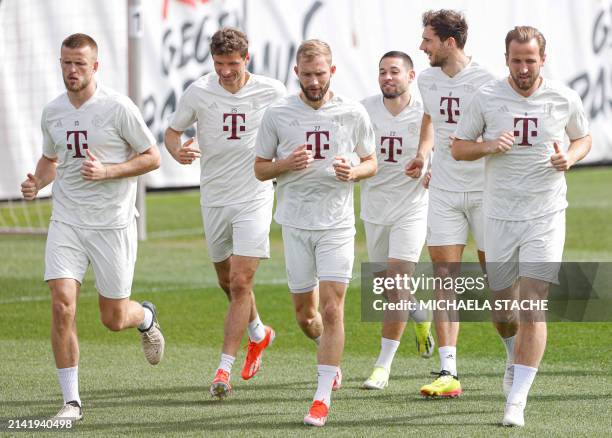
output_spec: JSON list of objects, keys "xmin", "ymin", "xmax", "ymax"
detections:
[{"xmin": 1, "ymin": 167, "xmax": 611, "ymax": 436}]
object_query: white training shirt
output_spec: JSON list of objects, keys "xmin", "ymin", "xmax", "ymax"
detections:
[
  {"xmin": 360, "ymin": 95, "xmax": 428, "ymax": 225},
  {"xmin": 454, "ymin": 77, "xmax": 590, "ymax": 221},
  {"xmin": 42, "ymin": 85, "xmax": 156, "ymax": 229},
  {"xmin": 255, "ymin": 93, "xmax": 376, "ymax": 230},
  {"xmin": 417, "ymin": 61, "xmax": 495, "ymax": 192},
  {"xmin": 170, "ymin": 72, "xmax": 286, "ymax": 207}
]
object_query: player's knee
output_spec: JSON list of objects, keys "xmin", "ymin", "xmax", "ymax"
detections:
[
  {"xmin": 320, "ymin": 302, "xmax": 342, "ymax": 326},
  {"xmin": 229, "ymin": 273, "xmax": 253, "ymax": 297},
  {"xmin": 296, "ymin": 311, "xmax": 316, "ymax": 330},
  {"xmin": 433, "ymin": 264, "xmax": 455, "ymax": 279},
  {"xmin": 218, "ymin": 278, "xmax": 231, "ymax": 295},
  {"xmin": 100, "ymin": 311, "xmax": 126, "ymax": 332},
  {"xmin": 51, "ymin": 300, "xmax": 76, "ymax": 325}
]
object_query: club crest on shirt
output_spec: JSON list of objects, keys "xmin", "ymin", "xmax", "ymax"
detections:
[
  {"xmin": 92, "ymin": 115, "xmax": 104, "ymax": 128},
  {"xmin": 543, "ymin": 103, "xmax": 554, "ymax": 116}
]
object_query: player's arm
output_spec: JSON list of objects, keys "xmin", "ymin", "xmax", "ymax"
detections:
[
  {"xmin": 81, "ymin": 144, "xmax": 161, "ymax": 181},
  {"xmin": 333, "ymin": 152, "xmax": 377, "ymax": 182},
  {"xmin": 254, "ymin": 144, "xmax": 313, "ymax": 181},
  {"xmin": 452, "ymin": 131, "xmax": 514, "ymax": 161},
  {"xmin": 164, "ymin": 127, "xmax": 201, "ymax": 165},
  {"xmin": 20, "ymin": 155, "xmax": 58, "ymax": 200},
  {"xmin": 405, "ymin": 113, "xmax": 434, "ymax": 178},
  {"xmin": 550, "ymin": 135, "xmax": 592, "ymax": 171}
]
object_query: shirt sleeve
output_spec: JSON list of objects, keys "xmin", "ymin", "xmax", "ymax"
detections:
[
  {"xmin": 117, "ymin": 98, "xmax": 156, "ymax": 153},
  {"xmin": 565, "ymin": 89, "xmax": 590, "ymax": 140},
  {"xmin": 255, "ymin": 107, "xmax": 278, "ymax": 159},
  {"xmin": 454, "ymin": 91, "xmax": 486, "ymax": 141},
  {"xmin": 417, "ymin": 76, "xmax": 431, "ymax": 115},
  {"xmin": 169, "ymin": 86, "xmax": 198, "ymax": 132},
  {"xmin": 355, "ymin": 106, "xmax": 376, "ymax": 158},
  {"xmin": 41, "ymin": 107, "xmax": 57, "ymax": 159}
]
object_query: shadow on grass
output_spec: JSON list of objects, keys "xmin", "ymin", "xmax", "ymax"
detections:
[{"xmin": 66, "ymin": 408, "xmax": 520, "ymax": 433}]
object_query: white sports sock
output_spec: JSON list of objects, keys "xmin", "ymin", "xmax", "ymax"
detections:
[
  {"xmin": 374, "ymin": 337, "xmax": 400, "ymax": 372},
  {"xmin": 247, "ymin": 314, "xmax": 266, "ymax": 343},
  {"xmin": 502, "ymin": 335, "xmax": 516, "ymax": 365},
  {"xmin": 507, "ymin": 364, "xmax": 538, "ymax": 406},
  {"xmin": 57, "ymin": 366, "xmax": 81, "ymax": 406},
  {"xmin": 313, "ymin": 336, "xmax": 321, "ymax": 346},
  {"xmin": 313, "ymin": 364, "xmax": 337, "ymax": 406},
  {"xmin": 218, "ymin": 353, "xmax": 235, "ymax": 373},
  {"xmin": 137, "ymin": 306, "xmax": 153, "ymax": 331},
  {"xmin": 439, "ymin": 346, "xmax": 457, "ymax": 376}
]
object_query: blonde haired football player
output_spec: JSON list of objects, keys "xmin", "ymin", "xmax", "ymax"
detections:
[
  {"xmin": 21, "ymin": 33, "xmax": 164, "ymax": 421},
  {"xmin": 255, "ymin": 39, "xmax": 377, "ymax": 427},
  {"xmin": 453, "ymin": 26, "xmax": 591, "ymax": 426}
]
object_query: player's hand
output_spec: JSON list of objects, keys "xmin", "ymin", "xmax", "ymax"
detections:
[
  {"xmin": 81, "ymin": 150, "xmax": 108, "ymax": 180},
  {"xmin": 550, "ymin": 142, "xmax": 572, "ymax": 171},
  {"xmin": 422, "ymin": 170, "xmax": 431, "ymax": 189},
  {"xmin": 333, "ymin": 156, "xmax": 355, "ymax": 181},
  {"xmin": 174, "ymin": 137, "xmax": 201, "ymax": 165},
  {"xmin": 487, "ymin": 131, "xmax": 514, "ymax": 154},
  {"xmin": 405, "ymin": 154, "xmax": 425, "ymax": 178},
  {"xmin": 283, "ymin": 144, "xmax": 314, "ymax": 171},
  {"xmin": 20, "ymin": 173, "xmax": 39, "ymax": 200}
]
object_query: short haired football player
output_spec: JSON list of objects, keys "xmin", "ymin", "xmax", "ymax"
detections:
[
  {"xmin": 20, "ymin": 33, "xmax": 164, "ymax": 421},
  {"xmin": 254, "ymin": 39, "xmax": 377, "ymax": 427},
  {"xmin": 452, "ymin": 26, "xmax": 591, "ymax": 426},
  {"xmin": 165, "ymin": 27, "xmax": 286, "ymax": 398},
  {"xmin": 406, "ymin": 9, "xmax": 510, "ymax": 399},
  {"xmin": 359, "ymin": 51, "xmax": 435, "ymax": 391}
]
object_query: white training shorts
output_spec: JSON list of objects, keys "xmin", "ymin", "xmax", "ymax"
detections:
[
  {"xmin": 201, "ymin": 195, "xmax": 273, "ymax": 263},
  {"xmin": 44, "ymin": 219, "xmax": 137, "ymax": 299},
  {"xmin": 281, "ymin": 225, "xmax": 355, "ymax": 293},
  {"xmin": 485, "ymin": 210, "xmax": 566, "ymax": 291},
  {"xmin": 427, "ymin": 187, "xmax": 485, "ymax": 250},
  {"xmin": 364, "ymin": 214, "xmax": 427, "ymax": 264}
]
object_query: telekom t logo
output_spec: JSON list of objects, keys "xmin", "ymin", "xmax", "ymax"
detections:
[
  {"xmin": 380, "ymin": 136, "xmax": 402, "ymax": 163},
  {"xmin": 513, "ymin": 117, "xmax": 538, "ymax": 146},
  {"xmin": 440, "ymin": 96, "xmax": 460, "ymax": 123},
  {"xmin": 223, "ymin": 113, "xmax": 246, "ymax": 140},
  {"xmin": 66, "ymin": 130, "xmax": 88, "ymax": 158},
  {"xmin": 305, "ymin": 131, "xmax": 330, "ymax": 159}
]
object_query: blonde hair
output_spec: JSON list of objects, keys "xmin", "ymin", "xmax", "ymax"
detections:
[
  {"xmin": 296, "ymin": 39, "xmax": 332, "ymax": 64},
  {"xmin": 505, "ymin": 26, "xmax": 546, "ymax": 57}
]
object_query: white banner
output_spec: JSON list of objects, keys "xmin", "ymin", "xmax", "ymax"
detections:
[{"xmin": 1, "ymin": 0, "xmax": 611, "ymax": 198}]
